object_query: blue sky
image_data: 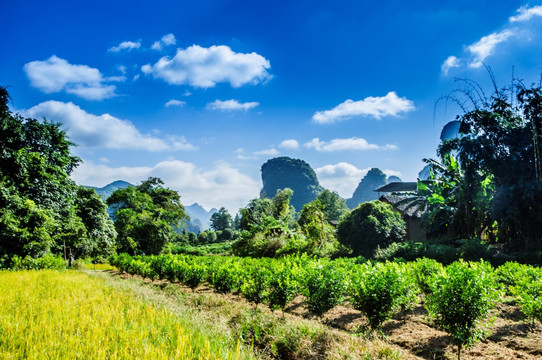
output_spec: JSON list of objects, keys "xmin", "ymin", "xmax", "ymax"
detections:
[{"xmin": 3, "ymin": 0, "xmax": 542, "ymax": 213}]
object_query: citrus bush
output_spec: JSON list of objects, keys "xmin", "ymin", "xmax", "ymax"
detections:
[{"xmin": 425, "ymin": 260, "xmax": 500, "ymax": 360}]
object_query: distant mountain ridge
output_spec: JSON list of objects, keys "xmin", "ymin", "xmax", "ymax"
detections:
[
  {"xmin": 185, "ymin": 203, "xmax": 217, "ymax": 233},
  {"xmin": 88, "ymin": 180, "xmax": 133, "ymax": 200},
  {"xmin": 346, "ymin": 168, "xmax": 403, "ymax": 209}
]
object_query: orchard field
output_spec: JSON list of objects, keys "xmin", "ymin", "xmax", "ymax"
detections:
[{"xmin": 107, "ymin": 253, "xmax": 542, "ymax": 360}]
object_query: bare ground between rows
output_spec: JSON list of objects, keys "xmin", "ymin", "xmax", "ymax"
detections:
[{"xmin": 109, "ymin": 270, "xmax": 541, "ymax": 360}]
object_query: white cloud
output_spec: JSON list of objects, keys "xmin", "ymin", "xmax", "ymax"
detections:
[
  {"xmin": 108, "ymin": 40, "xmax": 141, "ymax": 52},
  {"xmin": 279, "ymin": 139, "xmax": 299, "ymax": 150},
  {"xmin": 206, "ymin": 99, "xmax": 259, "ymax": 111},
  {"xmin": 24, "ymin": 55, "xmax": 118, "ymax": 100},
  {"xmin": 315, "ymin": 162, "xmax": 370, "ymax": 198},
  {"xmin": 383, "ymin": 169, "xmax": 403, "ymax": 178},
  {"xmin": 441, "ymin": 55, "xmax": 460, "ymax": 75},
  {"xmin": 72, "ymin": 160, "xmax": 260, "ymax": 213},
  {"xmin": 254, "ymin": 148, "xmax": 279, "ymax": 156},
  {"xmin": 165, "ymin": 99, "xmax": 186, "ymax": 107},
  {"xmin": 22, "ymin": 100, "xmax": 196, "ymax": 151},
  {"xmin": 315, "ymin": 162, "xmax": 403, "ymax": 198},
  {"xmin": 509, "ymin": 5, "xmax": 542, "ymax": 22},
  {"xmin": 467, "ymin": 29, "xmax": 515, "ymax": 68},
  {"xmin": 304, "ymin": 137, "xmax": 397, "ymax": 152},
  {"xmin": 312, "ymin": 92, "xmax": 415, "ymax": 124},
  {"xmin": 142, "ymin": 45, "xmax": 271, "ymax": 88},
  {"xmin": 151, "ymin": 33, "xmax": 177, "ymax": 51}
]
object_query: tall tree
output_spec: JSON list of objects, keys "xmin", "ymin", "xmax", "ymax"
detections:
[
  {"xmin": 439, "ymin": 83, "xmax": 542, "ymax": 248},
  {"xmin": 107, "ymin": 177, "xmax": 187, "ymax": 255},
  {"xmin": 0, "ymin": 86, "xmax": 115, "ymax": 261},
  {"xmin": 316, "ymin": 189, "xmax": 349, "ymax": 222},
  {"xmin": 210, "ymin": 207, "xmax": 233, "ymax": 231}
]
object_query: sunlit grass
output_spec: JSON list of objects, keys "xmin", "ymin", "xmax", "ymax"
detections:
[
  {"xmin": 80, "ymin": 262, "xmax": 116, "ymax": 271},
  {"xmin": 0, "ymin": 270, "xmax": 246, "ymax": 359}
]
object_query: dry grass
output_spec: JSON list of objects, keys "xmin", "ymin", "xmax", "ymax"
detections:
[{"xmin": 0, "ymin": 270, "xmax": 250, "ymax": 359}]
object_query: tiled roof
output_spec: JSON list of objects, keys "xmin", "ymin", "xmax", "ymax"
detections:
[
  {"xmin": 374, "ymin": 182, "xmax": 418, "ymax": 193},
  {"xmin": 380, "ymin": 194, "xmax": 427, "ymax": 218}
]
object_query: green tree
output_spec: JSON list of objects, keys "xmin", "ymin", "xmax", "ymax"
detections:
[
  {"xmin": 297, "ymin": 200, "xmax": 339, "ymax": 256},
  {"xmin": 74, "ymin": 186, "xmax": 117, "ymax": 258},
  {"xmin": 107, "ymin": 178, "xmax": 187, "ymax": 255},
  {"xmin": 437, "ymin": 83, "xmax": 542, "ymax": 248},
  {"xmin": 316, "ymin": 189, "xmax": 349, "ymax": 222},
  {"xmin": 425, "ymin": 261, "xmax": 500, "ymax": 360},
  {"xmin": 337, "ymin": 201, "xmax": 406, "ymax": 257},
  {"xmin": 210, "ymin": 207, "xmax": 233, "ymax": 231},
  {"xmin": 0, "ymin": 86, "xmax": 114, "ymax": 262}
]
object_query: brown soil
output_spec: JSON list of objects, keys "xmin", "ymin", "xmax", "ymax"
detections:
[{"xmin": 111, "ymin": 271, "xmax": 542, "ymax": 360}]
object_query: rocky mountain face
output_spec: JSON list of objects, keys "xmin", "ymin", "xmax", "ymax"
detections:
[
  {"xmin": 260, "ymin": 157, "xmax": 323, "ymax": 212},
  {"xmin": 346, "ymin": 169, "xmax": 403, "ymax": 209}
]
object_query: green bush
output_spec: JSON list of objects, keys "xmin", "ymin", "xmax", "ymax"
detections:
[
  {"xmin": 240, "ymin": 265, "xmax": 272, "ymax": 307},
  {"xmin": 512, "ymin": 278, "xmax": 542, "ymax": 327},
  {"xmin": 349, "ymin": 262, "xmax": 416, "ymax": 331},
  {"xmin": 425, "ymin": 260, "xmax": 500, "ymax": 360},
  {"xmin": 303, "ymin": 262, "xmax": 347, "ymax": 317},
  {"xmin": 337, "ymin": 201, "xmax": 406, "ymax": 258},
  {"xmin": 268, "ymin": 265, "xmax": 299, "ymax": 312},
  {"xmin": 411, "ymin": 257, "xmax": 444, "ymax": 296},
  {"xmin": 10, "ymin": 254, "xmax": 66, "ymax": 270},
  {"xmin": 184, "ymin": 263, "xmax": 207, "ymax": 289}
]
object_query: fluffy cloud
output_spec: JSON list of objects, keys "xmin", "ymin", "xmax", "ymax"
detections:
[
  {"xmin": 315, "ymin": 162, "xmax": 402, "ymax": 198},
  {"xmin": 22, "ymin": 101, "xmax": 196, "ymax": 151},
  {"xmin": 254, "ymin": 148, "xmax": 279, "ymax": 156},
  {"xmin": 509, "ymin": 5, "xmax": 542, "ymax": 22},
  {"xmin": 304, "ymin": 137, "xmax": 397, "ymax": 152},
  {"xmin": 315, "ymin": 162, "xmax": 370, "ymax": 198},
  {"xmin": 441, "ymin": 55, "xmax": 460, "ymax": 75},
  {"xmin": 206, "ymin": 99, "xmax": 259, "ymax": 111},
  {"xmin": 312, "ymin": 92, "xmax": 415, "ymax": 124},
  {"xmin": 151, "ymin": 33, "xmax": 177, "ymax": 51},
  {"xmin": 142, "ymin": 45, "xmax": 271, "ymax": 88},
  {"xmin": 440, "ymin": 4, "xmax": 542, "ymax": 74},
  {"xmin": 24, "ymin": 56, "xmax": 118, "ymax": 100},
  {"xmin": 108, "ymin": 40, "xmax": 141, "ymax": 52},
  {"xmin": 72, "ymin": 160, "xmax": 260, "ymax": 213},
  {"xmin": 165, "ymin": 99, "xmax": 186, "ymax": 107},
  {"xmin": 279, "ymin": 139, "xmax": 300, "ymax": 150},
  {"xmin": 467, "ymin": 30, "xmax": 515, "ymax": 68}
]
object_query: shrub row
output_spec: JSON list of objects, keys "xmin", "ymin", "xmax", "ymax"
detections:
[{"xmin": 109, "ymin": 253, "xmax": 541, "ymax": 358}]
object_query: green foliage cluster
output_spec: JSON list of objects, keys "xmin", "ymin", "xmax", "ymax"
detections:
[
  {"xmin": 415, "ymin": 82, "xmax": 542, "ymax": 251},
  {"xmin": 234, "ymin": 188, "xmax": 349, "ymax": 258},
  {"xmin": 9, "ymin": 253, "xmax": 66, "ymax": 270},
  {"xmin": 350, "ymin": 262, "xmax": 418, "ymax": 331},
  {"xmin": 304, "ymin": 261, "xmax": 348, "ymax": 317},
  {"xmin": 337, "ymin": 201, "xmax": 406, "ymax": 258},
  {"xmin": 107, "ymin": 177, "xmax": 187, "ymax": 255},
  {"xmin": 0, "ymin": 87, "xmax": 116, "ymax": 266},
  {"xmin": 425, "ymin": 260, "xmax": 500, "ymax": 360},
  {"xmin": 111, "ymin": 252, "xmax": 541, "ymax": 360},
  {"xmin": 496, "ymin": 262, "xmax": 542, "ymax": 326}
]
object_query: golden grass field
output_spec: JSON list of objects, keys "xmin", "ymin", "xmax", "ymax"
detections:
[{"xmin": 0, "ymin": 270, "xmax": 249, "ymax": 360}]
